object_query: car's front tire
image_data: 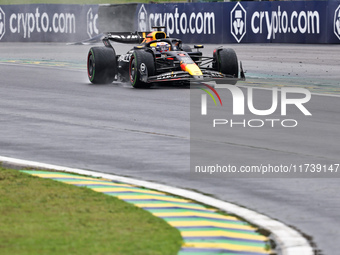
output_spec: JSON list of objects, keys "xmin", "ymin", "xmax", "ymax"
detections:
[
  {"xmin": 87, "ymin": 47, "xmax": 117, "ymax": 84},
  {"xmin": 129, "ymin": 50, "xmax": 155, "ymax": 88},
  {"xmin": 213, "ymin": 48, "xmax": 239, "ymax": 84}
]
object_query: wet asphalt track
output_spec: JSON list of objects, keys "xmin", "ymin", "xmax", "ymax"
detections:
[{"xmin": 0, "ymin": 43, "xmax": 340, "ymax": 255}]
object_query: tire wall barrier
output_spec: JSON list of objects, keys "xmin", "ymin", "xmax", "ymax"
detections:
[{"xmin": 1, "ymin": 1, "xmax": 340, "ymax": 44}]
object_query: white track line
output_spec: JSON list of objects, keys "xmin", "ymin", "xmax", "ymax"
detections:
[{"xmin": 0, "ymin": 155, "xmax": 314, "ymax": 255}]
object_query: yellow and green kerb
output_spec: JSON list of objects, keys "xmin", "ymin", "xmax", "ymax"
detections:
[{"xmin": 21, "ymin": 170, "xmax": 273, "ymax": 255}]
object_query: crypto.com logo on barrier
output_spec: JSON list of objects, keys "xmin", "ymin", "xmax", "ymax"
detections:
[
  {"xmin": 138, "ymin": 4, "xmax": 148, "ymax": 32},
  {"xmin": 0, "ymin": 7, "xmax": 5, "ymax": 40},
  {"xmin": 334, "ymin": 5, "xmax": 340, "ymax": 40},
  {"xmin": 230, "ymin": 3, "xmax": 246, "ymax": 43},
  {"xmin": 200, "ymin": 84, "xmax": 312, "ymax": 128},
  {"xmin": 87, "ymin": 8, "xmax": 98, "ymax": 39}
]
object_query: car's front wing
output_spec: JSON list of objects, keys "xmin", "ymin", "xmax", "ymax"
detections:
[{"xmin": 146, "ymin": 70, "xmax": 245, "ymax": 85}]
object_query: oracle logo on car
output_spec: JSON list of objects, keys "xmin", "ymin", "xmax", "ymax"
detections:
[{"xmin": 201, "ymin": 85, "xmax": 312, "ymax": 128}]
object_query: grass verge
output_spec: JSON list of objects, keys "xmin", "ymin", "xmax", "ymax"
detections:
[{"xmin": 0, "ymin": 167, "xmax": 182, "ymax": 255}]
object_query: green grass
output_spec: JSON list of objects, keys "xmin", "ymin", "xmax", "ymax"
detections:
[
  {"xmin": 0, "ymin": 167, "xmax": 182, "ymax": 255},
  {"xmin": 0, "ymin": 0, "xmax": 186, "ymax": 5}
]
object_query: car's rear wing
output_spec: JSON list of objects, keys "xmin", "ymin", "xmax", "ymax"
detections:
[
  {"xmin": 105, "ymin": 32, "xmax": 144, "ymax": 44},
  {"xmin": 104, "ymin": 27, "xmax": 167, "ymax": 44},
  {"xmin": 104, "ymin": 32, "xmax": 147, "ymax": 44}
]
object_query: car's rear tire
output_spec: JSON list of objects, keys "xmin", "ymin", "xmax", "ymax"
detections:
[
  {"xmin": 213, "ymin": 48, "xmax": 239, "ymax": 84},
  {"xmin": 129, "ymin": 50, "xmax": 155, "ymax": 88},
  {"xmin": 87, "ymin": 47, "xmax": 117, "ymax": 84}
]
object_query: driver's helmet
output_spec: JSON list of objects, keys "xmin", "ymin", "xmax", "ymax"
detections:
[{"xmin": 153, "ymin": 42, "xmax": 170, "ymax": 53}]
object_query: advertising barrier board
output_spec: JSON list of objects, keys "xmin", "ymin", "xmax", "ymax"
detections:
[
  {"xmin": 0, "ymin": 4, "xmax": 99, "ymax": 42},
  {"xmin": 137, "ymin": 1, "xmax": 340, "ymax": 44},
  {"xmin": 1, "ymin": 2, "xmax": 340, "ymax": 43}
]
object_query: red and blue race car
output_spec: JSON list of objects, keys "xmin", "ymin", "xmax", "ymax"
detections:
[{"xmin": 87, "ymin": 26, "xmax": 245, "ymax": 88}]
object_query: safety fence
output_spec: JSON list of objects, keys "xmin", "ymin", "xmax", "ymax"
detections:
[{"xmin": 0, "ymin": 1, "xmax": 340, "ymax": 43}]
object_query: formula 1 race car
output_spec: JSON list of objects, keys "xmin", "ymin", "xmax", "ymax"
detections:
[{"xmin": 87, "ymin": 27, "xmax": 245, "ymax": 88}]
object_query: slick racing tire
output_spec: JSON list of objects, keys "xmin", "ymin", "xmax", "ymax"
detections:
[
  {"xmin": 87, "ymin": 47, "xmax": 117, "ymax": 84},
  {"xmin": 129, "ymin": 50, "xmax": 155, "ymax": 88},
  {"xmin": 213, "ymin": 48, "xmax": 239, "ymax": 84}
]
